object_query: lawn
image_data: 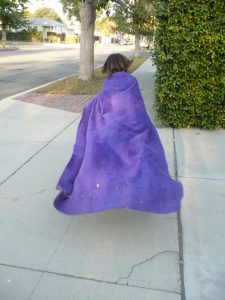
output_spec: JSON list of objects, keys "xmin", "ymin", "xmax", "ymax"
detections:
[{"xmin": 36, "ymin": 56, "xmax": 149, "ymax": 95}]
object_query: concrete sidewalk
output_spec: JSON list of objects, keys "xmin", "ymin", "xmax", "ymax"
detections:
[{"xmin": 0, "ymin": 60, "xmax": 224, "ymax": 300}]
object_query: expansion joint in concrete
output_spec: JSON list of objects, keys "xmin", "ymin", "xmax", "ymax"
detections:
[
  {"xmin": 0, "ymin": 116, "xmax": 80, "ymax": 187},
  {"xmin": 1, "ymin": 189, "xmax": 50, "ymax": 201},
  {"xmin": 173, "ymin": 129, "xmax": 186, "ymax": 300},
  {"xmin": 178, "ymin": 175, "xmax": 225, "ymax": 181},
  {"xmin": 0, "ymin": 261, "xmax": 181, "ymax": 297},
  {"xmin": 28, "ymin": 217, "xmax": 74, "ymax": 300}
]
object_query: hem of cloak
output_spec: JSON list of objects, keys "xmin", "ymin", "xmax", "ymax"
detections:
[{"xmin": 53, "ymin": 193, "xmax": 181, "ymax": 216}]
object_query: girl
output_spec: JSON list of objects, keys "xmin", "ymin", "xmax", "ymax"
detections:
[{"xmin": 54, "ymin": 53, "xmax": 183, "ymax": 215}]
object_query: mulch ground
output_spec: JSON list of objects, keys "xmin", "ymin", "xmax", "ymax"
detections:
[{"xmin": 13, "ymin": 93, "xmax": 96, "ymax": 113}]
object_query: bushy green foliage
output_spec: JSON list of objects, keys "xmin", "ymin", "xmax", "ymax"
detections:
[
  {"xmin": 47, "ymin": 32, "xmax": 66, "ymax": 43},
  {"xmin": 112, "ymin": 0, "xmax": 155, "ymax": 36},
  {"xmin": 65, "ymin": 34, "xmax": 78, "ymax": 43},
  {"xmin": 32, "ymin": 7, "xmax": 63, "ymax": 23},
  {"xmin": 5, "ymin": 28, "xmax": 43, "ymax": 41},
  {"xmin": 154, "ymin": 0, "xmax": 225, "ymax": 129},
  {"xmin": 31, "ymin": 30, "xmax": 43, "ymax": 42},
  {"xmin": 0, "ymin": 0, "xmax": 29, "ymax": 28},
  {"xmin": 47, "ymin": 34, "xmax": 58, "ymax": 43},
  {"xmin": 0, "ymin": 0, "xmax": 29, "ymax": 40}
]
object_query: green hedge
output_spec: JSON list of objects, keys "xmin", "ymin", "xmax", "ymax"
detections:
[
  {"xmin": 47, "ymin": 32, "xmax": 65, "ymax": 43},
  {"xmin": 65, "ymin": 34, "xmax": 78, "ymax": 44},
  {"xmin": 154, "ymin": 0, "xmax": 225, "ymax": 129},
  {"xmin": 5, "ymin": 28, "xmax": 43, "ymax": 42}
]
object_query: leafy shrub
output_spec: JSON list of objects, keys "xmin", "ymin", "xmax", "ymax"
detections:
[
  {"xmin": 65, "ymin": 34, "xmax": 78, "ymax": 44},
  {"xmin": 7, "ymin": 29, "xmax": 30, "ymax": 41},
  {"xmin": 4, "ymin": 28, "xmax": 43, "ymax": 41},
  {"xmin": 154, "ymin": 0, "xmax": 225, "ymax": 129},
  {"xmin": 47, "ymin": 32, "xmax": 64, "ymax": 43},
  {"xmin": 30, "ymin": 29, "xmax": 43, "ymax": 42},
  {"xmin": 47, "ymin": 34, "xmax": 58, "ymax": 43}
]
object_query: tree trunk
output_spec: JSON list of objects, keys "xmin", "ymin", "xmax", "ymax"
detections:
[
  {"xmin": 79, "ymin": 0, "xmax": 97, "ymax": 81},
  {"xmin": 2, "ymin": 27, "xmax": 7, "ymax": 41},
  {"xmin": 134, "ymin": 30, "xmax": 140, "ymax": 57}
]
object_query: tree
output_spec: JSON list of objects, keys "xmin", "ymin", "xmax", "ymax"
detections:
[
  {"xmin": 32, "ymin": 7, "xmax": 63, "ymax": 23},
  {"xmin": 79, "ymin": 0, "xmax": 98, "ymax": 80},
  {"xmin": 0, "ymin": 0, "xmax": 29, "ymax": 41},
  {"xmin": 24, "ymin": 9, "xmax": 33, "ymax": 18},
  {"xmin": 60, "ymin": 0, "xmax": 154, "ymax": 79},
  {"xmin": 112, "ymin": 0, "xmax": 155, "ymax": 56},
  {"xmin": 60, "ymin": 0, "xmax": 110, "ymax": 81},
  {"xmin": 95, "ymin": 17, "xmax": 117, "ymax": 36}
]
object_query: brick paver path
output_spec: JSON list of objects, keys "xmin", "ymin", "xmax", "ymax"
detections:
[{"xmin": 13, "ymin": 93, "xmax": 96, "ymax": 113}]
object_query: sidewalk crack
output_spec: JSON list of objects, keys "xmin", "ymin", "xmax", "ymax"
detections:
[{"xmin": 116, "ymin": 250, "xmax": 178, "ymax": 285}]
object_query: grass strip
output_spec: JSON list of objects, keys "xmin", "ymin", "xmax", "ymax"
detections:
[{"xmin": 35, "ymin": 56, "xmax": 149, "ymax": 95}]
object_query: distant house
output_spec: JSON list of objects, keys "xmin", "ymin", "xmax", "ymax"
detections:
[{"xmin": 27, "ymin": 18, "xmax": 73, "ymax": 40}]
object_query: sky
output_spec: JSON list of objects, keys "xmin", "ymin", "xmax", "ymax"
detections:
[{"xmin": 28, "ymin": 0, "xmax": 67, "ymax": 21}]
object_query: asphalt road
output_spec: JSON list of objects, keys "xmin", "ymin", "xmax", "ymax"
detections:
[{"xmin": 0, "ymin": 44, "xmax": 135, "ymax": 100}]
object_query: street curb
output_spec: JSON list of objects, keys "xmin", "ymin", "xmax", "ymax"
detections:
[
  {"xmin": 0, "ymin": 48, "xmax": 18, "ymax": 51},
  {"xmin": 0, "ymin": 62, "xmax": 107, "ymax": 104},
  {"xmin": 0, "ymin": 58, "xmax": 149, "ymax": 105},
  {"xmin": 0, "ymin": 72, "xmax": 79, "ymax": 103}
]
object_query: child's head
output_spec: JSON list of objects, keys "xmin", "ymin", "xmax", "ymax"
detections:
[{"xmin": 102, "ymin": 53, "xmax": 132, "ymax": 77}]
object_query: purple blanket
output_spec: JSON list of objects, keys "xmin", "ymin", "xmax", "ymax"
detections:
[{"xmin": 54, "ymin": 71, "xmax": 183, "ymax": 215}]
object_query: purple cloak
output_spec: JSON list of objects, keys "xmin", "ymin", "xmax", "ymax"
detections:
[{"xmin": 54, "ymin": 71, "xmax": 183, "ymax": 215}]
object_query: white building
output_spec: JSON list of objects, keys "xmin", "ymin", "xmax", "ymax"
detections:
[{"xmin": 27, "ymin": 18, "xmax": 73, "ymax": 40}]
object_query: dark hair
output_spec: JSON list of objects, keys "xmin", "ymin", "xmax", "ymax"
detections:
[{"xmin": 102, "ymin": 53, "xmax": 132, "ymax": 77}]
